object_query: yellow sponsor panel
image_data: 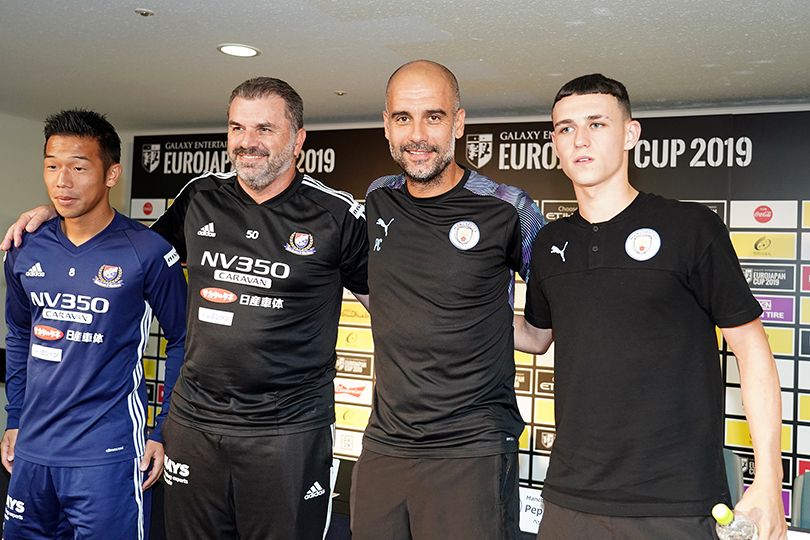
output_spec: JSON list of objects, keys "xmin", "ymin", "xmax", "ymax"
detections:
[
  {"xmin": 715, "ymin": 327, "xmax": 722, "ymax": 349},
  {"xmin": 515, "ymin": 350, "xmax": 534, "ymax": 366},
  {"xmin": 519, "ymin": 426, "xmax": 530, "ymax": 450},
  {"xmin": 335, "ymin": 403, "xmax": 372, "ymax": 430},
  {"xmin": 726, "ymin": 418, "xmax": 792, "ymax": 452},
  {"xmin": 800, "ymin": 394, "xmax": 810, "ymax": 422},
  {"xmin": 763, "ymin": 326, "xmax": 795, "ymax": 356},
  {"xmin": 339, "ymin": 301, "xmax": 371, "ymax": 327},
  {"xmin": 147, "ymin": 405, "xmax": 156, "ymax": 426},
  {"xmin": 730, "ymin": 232, "xmax": 796, "ymax": 260},
  {"xmin": 533, "ymin": 398, "xmax": 555, "ymax": 425},
  {"xmin": 159, "ymin": 337, "xmax": 168, "ymax": 356},
  {"xmin": 804, "ymin": 201, "xmax": 810, "ymax": 228},
  {"xmin": 802, "ymin": 297, "xmax": 810, "ymax": 325},
  {"xmin": 143, "ymin": 358, "xmax": 157, "ymax": 379},
  {"xmin": 336, "ymin": 327, "xmax": 374, "ymax": 353}
]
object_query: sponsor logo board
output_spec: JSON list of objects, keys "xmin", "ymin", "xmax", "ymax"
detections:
[
  {"xmin": 801, "ymin": 329, "xmax": 810, "ymax": 358},
  {"xmin": 336, "ymin": 327, "xmax": 374, "ymax": 353},
  {"xmin": 729, "ymin": 201, "xmax": 797, "ymax": 228},
  {"xmin": 339, "ymin": 301, "xmax": 371, "ymax": 326},
  {"xmin": 519, "ymin": 487, "xmax": 544, "ymax": 534},
  {"xmin": 333, "ymin": 428, "xmax": 363, "ymax": 458},
  {"xmin": 801, "ymin": 297, "xmax": 810, "ymax": 325},
  {"xmin": 755, "ymin": 295, "xmax": 795, "ymax": 324},
  {"xmin": 726, "ymin": 418, "xmax": 791, "ymax": 452},
  {"xmin": 534, "ymin": 370, "xmax": 554, "ymax": 396},
  {"xmin": 335, "ymin": 354, "xmax": 372, "ymax": 378},
  {"xmin": 685, "ymin": 200, "xmax": 727, "ymax": 222},
  {"xmin": 731, "ymin": 232, "xmax": 796, "ymax": 260},
  {"xmin": 741, "ymin": 263, "xmax": 795, "ymax": 292},
  {"xmin": 334, "ymin": 376, "xmax": 373, "ymax": 405},
  {"xmin": 534, "ymin": 427, "xmax": 556, "ymax": 453},
  {"xmin": 515, "ymin": 368, "xmax": 532, "ymax": 393},
  {"xmin": 763, "ymin": 326, "xmax": 795, "ymax": 356},
  {"xmin": 130, "ymin": 198, "xmax": 166, "ymax": 220},
  {"xmin": 541, "ymin": 200, "xmax": 578, "ymax": 222},
  {"xmin": 533, "ymin": 397, "xmax": 555, "ymax": 425},
  {"xmin": 804, "ymin": 233, "xmax": 810, "ymax": 260},
  {"xmin": 335, "ymin": 403, "xmax": 371, "ymax": 430}
]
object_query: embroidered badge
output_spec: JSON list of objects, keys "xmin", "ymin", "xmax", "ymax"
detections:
[
  {"xmin": 624, "ymin": 228, "xmax": 661, "ymax": 261},
  {"xmin": 93, "ymin": 265, "xmax": 124, "ymax": 288},
  {"xmin": 284, "ymin": 232, "xmax": 316, "ymax": 256},
  {"xmin": 449, "ymin": 221, "xmax": 480, "ymax": 251}
]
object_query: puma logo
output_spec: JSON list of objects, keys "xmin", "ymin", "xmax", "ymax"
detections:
[
  {"xmin": 376, "ymin": 218, "xmax": 394, "ymax": 237},
  {"xmin": 551, "ymin": 242, "xmax": 568, "ymax": 262}
]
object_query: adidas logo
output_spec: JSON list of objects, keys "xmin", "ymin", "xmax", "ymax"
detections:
[
  {"xmin": 25, "ymin": 262, "xmax": 45, "ymax": 277},
  {"xmin": 197, "ymin": 222, "xmax": 216, "ymax": 238},
  {"xmin": 303, "ymin": 481, "xmax": 326, "ymax": 500}
]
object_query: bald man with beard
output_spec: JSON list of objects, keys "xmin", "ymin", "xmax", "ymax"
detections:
[{"xmin": 350, "ymin": 60, "xmax": 549, "ymax": 540}]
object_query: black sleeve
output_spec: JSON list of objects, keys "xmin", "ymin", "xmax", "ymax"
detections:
[
  {"xmin": 687, "ymin": 211, "xmax": 762, "ymax": 328},
  {"xmin": 149, "ymin": 177, "xmax": 205, "ymax": 263},
  {"xmin": 339, "ymin": 205, "xmax": 369, "ymax": 295}
]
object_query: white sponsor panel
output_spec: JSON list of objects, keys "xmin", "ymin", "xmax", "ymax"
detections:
[
  {"xmin": 726, "ymin": 356, "xmax": 794, "ymax": 388},
  {"xmin": 519, "ymin": 452, "xmax": 530, "ymax": 481},
  {"xmin": 726, "ymin": 387, "xmax": 794, "ymax": 421},
  {"xmin": 729, "ymin": 200, "xmax": 797, "ymax": 229},
  {"xmin": 516, "ymin": 395, "xmax": 532, "ymax": 423},
  {"xmin": 333, "ymin": 376, "xmax": 373, "ymax": 405},
  {"xmin": 799, "ymin": 425, "xmax": 810, "ymax": 455},
  {"xmin": 536, "ymin": 343, "xmax": 554, "ymax": 368},
  {"xmin": 803, "ymin": 232, "xmax": 810, "ymax": 260},
  {"xmin": 31, "ymin": 344, "xmax": 62, "ymax": 362},
  {"xmin": 799, "ymin": 362, "xmax": 810, "ymax": 391},
  {"xmin": 130, "ymin": 198, "xmax": 166, "ymax": 220},
  {"xmin": 333, "ymin": 428, "xmax": 363, "ymax": 458},
  {"xmin": 531, "ymin": 454, "xmax": 550, "ymax": 483},
  {"xmin": 519, "ymin": 486, "xmax": 544, "ymax": 534},
  {"xmin": 198, "ymin": 307, "xmax": 234, "ymax": 326}
]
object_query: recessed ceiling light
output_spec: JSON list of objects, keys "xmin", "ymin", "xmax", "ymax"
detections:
[
  {"xmin": 135, "ymin": 8, "xmax": 155, "ymax": 17},
  {"xmin": 217, "ymin": 43, "xmax": 261, "ymax": 58},
  {"xmin": 334, "ymin": 90, "xmax": 347, "ymax": 96}
]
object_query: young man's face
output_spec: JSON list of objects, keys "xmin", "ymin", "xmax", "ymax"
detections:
[
  {"xmin": 551, "ymin": 93, "xmax": 640, "ymax": 190},
  {"xmin": 383, "ymin": 68, "xmax": 465, "ymax": 184},
  {"xmin": 44, "ymin": 135, "xmax": 118, "ymax": 220},
  {"xmin": 227, "ymin": 95, "xmax": 305, "ymax": 192}
]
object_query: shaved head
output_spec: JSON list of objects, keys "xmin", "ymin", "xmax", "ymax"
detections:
[{"xmin": 385, "ymin": 60, "xmax": 461, "ymax": 112}]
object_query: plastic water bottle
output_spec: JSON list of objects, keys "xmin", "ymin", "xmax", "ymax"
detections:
[{"xmin": 712, "ymin": 503, "xmax": 758, "ymax": 540}]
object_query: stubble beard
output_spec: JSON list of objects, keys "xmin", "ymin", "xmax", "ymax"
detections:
[{"xmin": 231, "ymin": 140, "xmax": 296, "ymax": 192}]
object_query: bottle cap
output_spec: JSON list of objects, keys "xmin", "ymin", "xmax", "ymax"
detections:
[{"xmin": 712, "ymin": 503, "xmax": 734, "ymax": 526}]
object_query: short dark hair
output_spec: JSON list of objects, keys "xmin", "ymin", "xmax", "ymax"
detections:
[
  {"xmin": 553, "ymin": 74, "xmax": 632, "ymax": 118},
  {"xmin": 44, "ymin": 109, "xmax": 121, "ymax": 170},
  {"xmin": 229, "ymin": 77, "xmax": 304, "ymax": 131}
]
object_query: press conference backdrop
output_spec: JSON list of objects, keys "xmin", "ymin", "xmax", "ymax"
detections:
[{"xmin": 131, "ymin": 111, "xmax": 810, "ymax": 533}]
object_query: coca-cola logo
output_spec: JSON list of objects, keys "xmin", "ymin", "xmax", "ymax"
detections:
[
  {"xmin": 143, "ymin": 202, "xmax": 153, "ymax": 216},
  {"xmin": 753, "ymin": 205, "xmax": 773, "ymax": 223}
]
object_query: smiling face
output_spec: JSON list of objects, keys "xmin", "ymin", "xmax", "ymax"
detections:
[
  {"xmin": 383, "ymin": 62, "xmax": 465, "ymax": 189},
  {"xmin": 551, "ymin": 92, "xmax": 640, "ymax": 192},
  {"xmin": 227, "ymin": 95, "xmax": 305, "ymax": 194},
  {"xmin": 43, "ymin": 135, "xmax": 119, "ymax": 223}
]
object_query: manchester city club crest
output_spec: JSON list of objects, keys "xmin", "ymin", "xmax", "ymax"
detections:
[
  {"xmin": 449, "ymin": 220, "xmax": 481, "ymax": 250},
  {"xmin": 465, "ymin": 134, "xmax": 493, "ymax": 168},
  {"xmin": 624, "ymin": 228, "xmax": 661, "ymax": 261},
  {"xmin": 93, "ymin": 264, "xmax": 124, "ymax": 288},
  {"xmin": 284, "ymin": 232, "xmax": 316, "ymax": 256},
  {"xmin": 141, "ymin": 143, "xmax": 161, "ymax": 173}
]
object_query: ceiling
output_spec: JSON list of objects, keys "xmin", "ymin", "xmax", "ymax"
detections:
[{"xmin": 2, "ymin": 0, "xmax": 809, "ymax": 131}]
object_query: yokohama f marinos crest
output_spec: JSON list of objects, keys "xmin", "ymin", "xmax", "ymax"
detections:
[
  {"xmin": 465, "ymin": 134, "xmax": 493, "ymax": 168},
  {"xmin": 141, "ymin": 143, "xmax": 161, "ymax": 173},
  {"xmin": 93, "ymin": 264, "xmax": 124, "ymax": 288},
  {"xmin": 284, "ymin": 232, "xmax": 316, "ymax": 256}
]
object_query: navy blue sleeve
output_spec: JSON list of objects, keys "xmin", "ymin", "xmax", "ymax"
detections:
[
  {"xmin": 131, "ymin": 231, "xmax": 187, "ymax": 443},
  {"xmin": 4, "ymin": 249, "xmax": 30, "ymax": 429}
]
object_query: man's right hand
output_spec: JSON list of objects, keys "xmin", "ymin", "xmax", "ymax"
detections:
[
  {"xmin": 2, "ymin": 429, "xmax": 19, "ymax": 473},
  {"xmin": 1, "ymin": 205, "xmax": 57, "ymax": 250}
]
